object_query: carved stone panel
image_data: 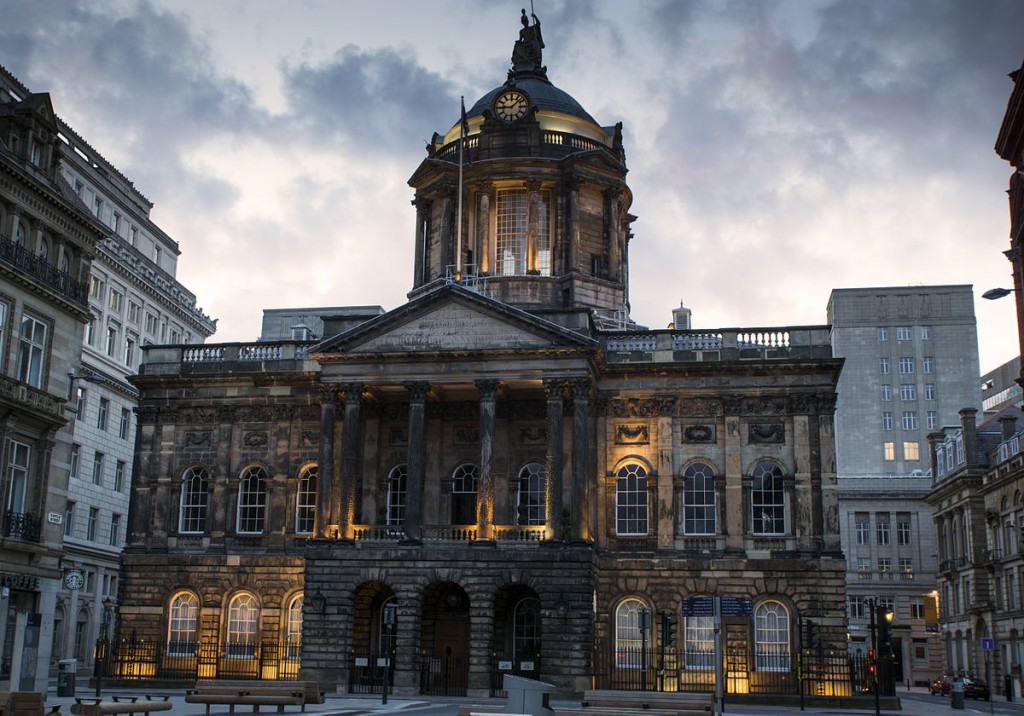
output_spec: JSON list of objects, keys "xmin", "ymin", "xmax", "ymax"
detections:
[
  {"xmin": 243, "ymin": 431, "xmax": 269, "ymax": 448},
  {"xmin": 183, "ymin": 431, "xmax": 212, "ymax": 447},
  {"xmin": 518, "ymin": 426, "xmax": 547, "ymax": 445},
  {"xmin": 454, "ymin": 425, "xmax": 480, "ymax": 445},
  {"xmin": 615, "ymin": 424, "xmax": 649, "ymax": 445},
  {"xmin": 748, "ymin": 423, "xmax": 784, "ymax": 444},
  {"xmin": 682, "ymin": 424, "xmax": 716, "ymax": 444}
]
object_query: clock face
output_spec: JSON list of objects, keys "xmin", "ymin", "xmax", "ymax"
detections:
[
  {"xmin": 494, "ymin": 91, "xmax": 529, "ymax": 122},
  {"xmin": 63, "ymin": 570, "xmax": 84, "ymax": 591}
]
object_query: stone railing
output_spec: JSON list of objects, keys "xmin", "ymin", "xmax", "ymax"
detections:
[
  {"xmin": 423, "ymin": 525, "xmax": 477, "ymax": 541},
  {"xmin": 2, "ymin": 510, "xmax": 41, "ymax": 542},
  {"xmin": 353, "ymin": 525, "xmax": 406, "ymax": 541},
  {"xmin": 602, "ymin": 327, "xmax": 831, "ymax": 363},
  {"xmin": 0, "ymin": 234, "xmax": 88, "ymax": 305},
  {"xmin": 674, "ymin": 536, "xmax": 723, "ymax": 554},
  {"xmin": 0, "ymin": 373, "xmax": 64, "ymax": 418},
  {"xmin": 433, "ymin": 130, "xmax": 605, "ymax": 162},
  {"xmin": 492, "ymin": 526, "xmax": 547, "ymax": 542},
  {"xmin": 142, "ymin": 341, "xmax": 318, "ymax": 376}
]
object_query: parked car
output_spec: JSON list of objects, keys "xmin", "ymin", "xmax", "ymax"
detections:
[
  {"xmin": 931, "ymin": 675, "xmax": 954, "ymax": 695},
  {"xmin": 930, "ymin": 675, "xmax": 990, "ymax": 700}
]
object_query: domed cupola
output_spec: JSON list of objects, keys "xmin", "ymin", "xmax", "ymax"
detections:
[{"xmin": 408, "ymin": 10, "xmax": 636, "ymax": 327}]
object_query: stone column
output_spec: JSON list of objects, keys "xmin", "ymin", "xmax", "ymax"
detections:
[
  {"xmin": 605, "ymin": 188, "xmax": 622, "ymax": 282},
  {"xmin": 391, "ymin": 589, "xmax": 423, "ymax": 695},
  {"xmin": 544, "ymin": 381, "xmax": 565, "ymax": 540},
  {"xmin": 438, "ymin": 184, "xmax": 456, "ymax": 276},
  {"xmin": 339, "ymin": 383, "xmax": 363, "ymax": 539},
  {"xmin": 474, "ymin": 183, "xmax": 492, "ymax": 274},
  {"xmin": 405, "ymin": 382, "xmax": 430, "ymax": 541},
  {"xmin": 563, "ymin": 177, "xmax": 581, "ymax": 276},
  {"xmin": 526, "ymin": 180, "xmax": 541, "ymax": 274},
  {"xmin": 413, "ymin": 199, "xmax": 429, "ymax": 287},
  {"xmin": 315, "ymin": 386, "xmax": 337, "ymax": 538},
  {"xmin": 476, "ymin": 380, "xmax": 499, "ymax": 539},
  {"xmin": 569, "ymin": 379, "xmax": 591, "ymax": 541}
]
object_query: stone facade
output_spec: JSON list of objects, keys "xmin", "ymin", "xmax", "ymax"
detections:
[{"xmin": 117, "ymin": 13, "xmax": 847, "ymax": 700}]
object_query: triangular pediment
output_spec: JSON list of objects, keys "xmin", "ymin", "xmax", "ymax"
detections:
[{"xmin": 313, "ymin": 284, "xmax": 596, "ymax": 356}]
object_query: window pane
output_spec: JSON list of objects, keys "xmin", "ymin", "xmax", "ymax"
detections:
[
  {"xmin": 616, "ymin": 464, "xmax": 648, "ymax": 535},
  {"xmin": 516, "ymin": 462, "xmax": 546, "ymax": 526},
  {"xmin": 496, "ymin": 189, "xmax": 528, "ymax": 276},
  {"xmin": 682, "ymin": 463, "xmax": 716, "ymax": 535}
]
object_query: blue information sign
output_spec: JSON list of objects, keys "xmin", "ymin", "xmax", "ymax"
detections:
[
  {"xmin": 720, "ymin": 597, "xmax": 753, "ymax": 618},
  {"xmin": 981, "ymin": 637, "xmax": 994, "ymax": 651},
  {"xmin": 681, "ymin": 597, "xmax": 714, "ymax": 617}
]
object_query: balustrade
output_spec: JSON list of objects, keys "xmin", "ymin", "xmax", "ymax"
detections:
[
  {"xmin": 0, "ymin": 234, "xmax": 88, "ymax": 305},
  {"xmin": 2, "ymin": 510, "xmax": 41, "ymax": 542}
]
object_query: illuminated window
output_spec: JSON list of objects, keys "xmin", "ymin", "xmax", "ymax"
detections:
[
  {"xmin": 904, "ymin": 441, "xmax": 920, "ymax": 461},
  {"xmin": 295, "ymin": 465, "xmax": 317, "ymax": 534},
  {"xmin": 496, "ymin": 188, "xmax": 528, "ymax": 276},
  {"xmin": 754, "ymin": 601, "xmax": 790, "ymax": 671},
  {"xmin": 883, "ymin": 442, "xmax": 895, "ymax": 461},
  {"xmin": 516, "ymin": 462, "xmax": 546, "ymax": 526},
  {"xmin": 285, "ymin": 595, "xmax": 303, "ymax": 657},
  {"xmin": 751, "ymin": 462, "xmax": 784, "ymax": 535},
  {"xmin": 225, "ymin": 593, "xmax": 259, "ymax": 658},
  {"xmin": 615, "ymin": 463, "xmax": 648, "ymax": 535},
  {"xmin": 614, "ymin": 598, "xmax": 647, "ymax": 668},
  {"xmin": 167, "ymin": 592, "xmax": 199, "ymax": 655},
  {"xmin": 682, "ymin": 462, "xmax": 716, "ymax": 535},
  {"xmin": 237, "ymin": 466, "xmax": 267, "ymax": 533},
  {"xmin": 386, "ymin": 464, "xmax": 407, "ymax": 526}
]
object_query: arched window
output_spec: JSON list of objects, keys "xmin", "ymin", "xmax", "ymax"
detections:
[
  {"xmin": 516, "ymin": 462, "xmax": 546, "ymax": 526},
  {"xmin": 52, "ymin": 604, "xmax": 66, "ymax": 660},
  {"xmin": 754, "ymin": 600, "xmax": 790, "ymax": 671},
  {"xmin": 179, "ymin": 467, "xmax": 209, "ymax": 534},
  {"xmin": 226, "ymin": 593, "xmax": 259, "ymax": 658},
  {"xmin": 13, "ymin": 221, "xmax": 25, "ymax": 247},
  {"xmin": 386, "ymin": 464, "xmax": 407, "ymax": 526},
  {"xmin": 59, "ymin": 248, "xmax": 70, "ymax": 274},
  {"xmin": 38, "ymin": 236, "xmax": 49, "ymax": 261},
  {"xmin": 294, "ymin": 465, "xmax": 317, "ymax": 534},
  {"xmin": 167, "ymin": 592, "xmax": 199, "ymax": 656},
  {"xmin": 683, "ymin": 601, "xmax": 714, "ymax": 670},
  {"xmin": 751, "ymin": 461, "xmax": 785, "ymax": 535},
  {"xmin": 74, "ymin": 607, "xmax": 89, "ymax": 659},
  {"xmin": 451, "ymin": 463, "xmax": 478, "ymax": 525},
  {"xmin": 682, "ymin": 462, "xmax": 716, "ymax": 535},
  {"xmin": 614, "ymin": 598, "xmax": 647, "ymax": 668},
  {"xmin": 513, "ymin": 597, "xmax": 541, "ymax": 660},
  {"xmin": 285, "ymin": 595, "xmax": 303, "ymax": 659},
  {"xmin": 615, "ymin": 463, "xmax": 648, "ymax": 536},
  {"xmin": 237, "ymin": 466, "xmax": 267, "ymax": 534}
]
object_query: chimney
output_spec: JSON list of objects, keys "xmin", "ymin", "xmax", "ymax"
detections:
[
  {"xmin": 999, "ymin": 413, "xmax": 1019, "ymax": 442},
  {"xmin": 959, "ymin": 408, "xmax": 978, "ymax": 466}
]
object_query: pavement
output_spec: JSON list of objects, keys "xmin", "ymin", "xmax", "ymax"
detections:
[{"xmin": 35, "ymin": 683, "xmax": 1024, "ymax": 716}]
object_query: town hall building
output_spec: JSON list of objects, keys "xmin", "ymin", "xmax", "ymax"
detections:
[{"xmin": 116, "ymin": 13, "xmax": 848, "ymax": 698}]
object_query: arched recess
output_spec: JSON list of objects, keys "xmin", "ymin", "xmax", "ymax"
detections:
[
  {"xmin": 493, "ymin": 583, "xmax": 542, "ymax": 680},
  {"xmin": 349, "ymin": 580, "xmax": 397, "ymax": 694},
  {"xmin": 420, "ymin": 581, "xmax": 470, "ymax": 696}
]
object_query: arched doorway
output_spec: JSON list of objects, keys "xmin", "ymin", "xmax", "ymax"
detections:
[
  {"xmin": 492, "ymin": 584, "xmax": 542, "ymax": 693},
  {"xmin": 350, "ymin": 581, "xmax": 395, "ymax": 695},
  {"xmin": 420, "ymin": 582, "xmax": 470, "ymax": 695}
]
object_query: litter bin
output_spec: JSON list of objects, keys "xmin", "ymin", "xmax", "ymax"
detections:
[{"xmin": 57, "ymin": 659, "xmax": 76, "ymax": 696}]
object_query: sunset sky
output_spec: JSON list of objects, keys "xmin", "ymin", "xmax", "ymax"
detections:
[{"xmin": 3, "ymin": 0, "xmax": 1023, "ymax": 372}]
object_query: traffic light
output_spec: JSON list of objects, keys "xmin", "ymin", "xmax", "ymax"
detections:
[
  {"xmin": 867, "ymin": 649, "xmax": 875, "ymax": 675},
  {"xmin": 665, "ymin": 614, "xmax": 677, "ymax": 647},
  {"xmin": 805, "ymin": 620, "xmax": 816, "ymax": 648},
  {"xmin": 877, "ymin": 605, "xmax": 893, "ymax": 645}
]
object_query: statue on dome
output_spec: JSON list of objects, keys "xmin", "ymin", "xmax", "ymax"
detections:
[{"xmin": 512, "ymin": 9, "xmax": 544, "ymax": 74}]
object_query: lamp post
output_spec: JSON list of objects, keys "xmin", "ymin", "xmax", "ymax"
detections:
[
  {"xmin": 381, "ymin": 603, "xmax": 396, "ymax": 705},
  {"xmin": 94, "ymin": 597, "xmax": 113, "ymax": 697}
]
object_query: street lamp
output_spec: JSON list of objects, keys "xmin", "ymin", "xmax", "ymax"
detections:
[
  {"xmin": 982, "ymin": 287, "xmax": 1015, "ymax": 301},
  {"xmin": 95, "ymin": 597, "xmax": 114, "ymax": 697}
]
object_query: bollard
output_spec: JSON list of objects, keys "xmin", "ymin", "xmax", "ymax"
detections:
[{"xmin": 951, "ymin": 677, "xmax": 965, "ymax": 710}]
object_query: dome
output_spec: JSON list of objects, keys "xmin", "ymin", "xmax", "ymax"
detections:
[{"xmin": 467, "ymin": 77, "xmax": 598, "ymax": 127}]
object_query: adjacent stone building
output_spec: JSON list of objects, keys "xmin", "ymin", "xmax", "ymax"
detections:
[{"xmin": 117, "ymin": 14, "xmax": 847, "ymax": 698}]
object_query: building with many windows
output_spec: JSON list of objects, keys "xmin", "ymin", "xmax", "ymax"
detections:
[
  {"xmin": 52, "ymin": 104, "xmax": 216, "ymax": 673},
  {"xmin": 828, "ymin": 286, "xmax": 982, "ymax": 684},
  {"xmin": 116, "ymin": 14, "xmax": 847, "ymax": 700},
  {"xmin": 0, "ymin": 69, "xmax": 103, "ymax": 689}
]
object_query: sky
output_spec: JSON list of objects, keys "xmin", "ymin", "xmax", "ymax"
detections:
[{"xmin": 2, "ymin": 0, "xmax": 1023, "ymax": 374}]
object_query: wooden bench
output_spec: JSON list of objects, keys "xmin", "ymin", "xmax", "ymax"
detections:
[
  {"xmin": 70, "ymin": 696, "xmax": 171, "ymax": 716},
  {"xmin": 580, "ymin": 690, "xmax": 714, "ymax": 714},
  {"xmin": 184, "ymin": 681, "xmax": 322, "ymax": 715},
  {"xmin": 0, "ymin": 691, "xmax": 61, "ymax": 716}
]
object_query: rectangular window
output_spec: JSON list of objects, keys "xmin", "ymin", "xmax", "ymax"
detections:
[
  {"xmin": 16, "ymin": 313, "xmax": 48, "ymax": 388},
  {"xmin": 64, "ymin": 501, "xmax": 75, "ymax": 537},
  {"xmin": 910, "ymin": 600, "xmax": 925, "ymax": 620},
  {"xmin": 124, "ymin": 334, "xmax": 136, "ymax": 367},
  {"xmin": 92, "ymin": 452, "xmax": 104, "ymax": 486},
  {"xmin": 144, "ymin": 312, "xmax": 158, "ymax": 335},
  {"xmin": 87, "ymin": 507, "xmax": 98, "ymax": 541},
  {"xmin": 921, "ymin": 326, "xmax": 932, "ymax": 340},
  {"xmin": 97, "ymin": 397, "xmax": 109, "ymax": 430},
  {"xmin": 855, "ymin": 515, "xmax": 869, "ymax": 545},
  {"xmin": 878, "ymin": 557, "xmax": 892, "ymax": 573},
  {"xmin": 74, "ymin": 387, "xmax": 86, "ymax": 419},
  {"xmin": 5, "ymin": 439, "xmax": 30, "ymax": 514},
  {"xmin": 882, "ymin": 412, "xmax": 893, "ymax": 430},
  {"xmin": 896, "ymin": 326, "xmax": 912, "ymax": 340},
  {"xmin": 114, "ymin": 460, "xmax": 126, "ymax": 492},
  {"xmin": 0, "ymin": 301, "xmax": 7, "ymax": 362},
  {"xmin": 898, "ymin": 357, "xmax": 914, "ymax": 374},
  {"xmin": 901, "ymin": 411, "xmax": 918, "ymax": 430},
  {"xmin": 884, "ymin": 442, "xmax": 895, "ymax": 461},
  {"xmin": 119, "ymin": 408, "xmax": 131, "ymax": 440},
  {"xmin": 926, "ymin": 411, "xmax": 937, "ymax": 430},
  {"xmin": 90, "ymin": 276, "xmax": 104, "ymax": 300},
  {"xmin": 923, "ymin": 356, "xmax": 934, "ymax": 373},
  {"xmin": 876, "ymin": 519, "xmax": 890, "ymax": 545},
  {"xmin": 900, "ymin": 384, "xmax": 916, "ymax": 401},
  {"xmin": 897, "ymin": 519, "xmax": 911, "ymax": 545},
  {"xmin": 879, "ymin": 357, "xmax": 890, "ymax": 374},
  {"xmin": 900, "ymin": 558, "xmax": 913, "ymax": 576},
  {"xmin": 848, "ymin": 596, "xmax": 866, "ymax": 619},
  {"xmin": 130, "ymin": 226, "xmax": 138, "ymax": 247},
  {"xmin": 105, "ymin": 324, "xmax": 118, "ymax": 357},
  {"xmin": 924, "ymin": 383, "xmax": 936, "ymax": 400},
  {"xmin": 153, "ymin": 244, "xmax": 162, "ymax": 266},
  {"xmin": 128, "ymin": 300, "xmax": 141, "ymax": 324},
  {"xmin": 904, "ymin": 441, "xmax": 920, "ymax": 461},
  {"xmin": 70, "ymin": 443, "xmax": 80, "ymax": 479},
  {"xmin": 109, "ymin": 513, "xmax": 121, "ymax": 546},
  {"xmin": 85, "ymin": 318, "xmax": 96, "ymax": 346},
  {"xmin": 857, "ymin": 557, "xmax": 871, "ymax": 575},
  {"xmin": 93, "ymin": 196, "xmax": 103, "ymax": 218},
  {"xmin": 112, "ymin": 212, "xmax": 121, "ymax": 234},
  {"xmin": 877, "ymin": 327, "xmax": 888, "ymax": 341},
  {"xmin": 496, "ymin": 188, "xmax": 529, "ymax": 276},
  {"xmin": 881, "ymin": 384, "xmax": 892, "ymax": 401},
  {"xmin": 108, "ymin": 288, "xmax": 123, "ymax": 313}
]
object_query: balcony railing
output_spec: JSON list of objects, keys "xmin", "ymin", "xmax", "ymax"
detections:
[
  {"xmin": 0, "ymin": 234, "xmax": 88, "ymax": 305},
  {"xmin": 602, "ymin": 327, "xmax": 832, "ymax": 363},
  {"xmin": 2, "ymin": 511, "xmax": 41, "ymax": 542}
]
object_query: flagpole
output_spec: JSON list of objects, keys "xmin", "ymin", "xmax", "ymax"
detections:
[{"xmin": 456, "ymin": 96, "xmax": 464, "ymax": 281}]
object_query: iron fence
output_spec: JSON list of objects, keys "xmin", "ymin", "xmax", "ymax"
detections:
[
  {"xmin": 347, "ymin": 652, "xmax": 395, "ymax": 695},
  {"xmin": 593, "ymin": 645, "xmax": 894, "ymax": 698},
  {"xmin": 419, "ymin": 649, "xmax": 468, "ymax": 696},
  {"xmin": 101, "ymin": 638, "xmax": 302, "ymax": 682}
]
